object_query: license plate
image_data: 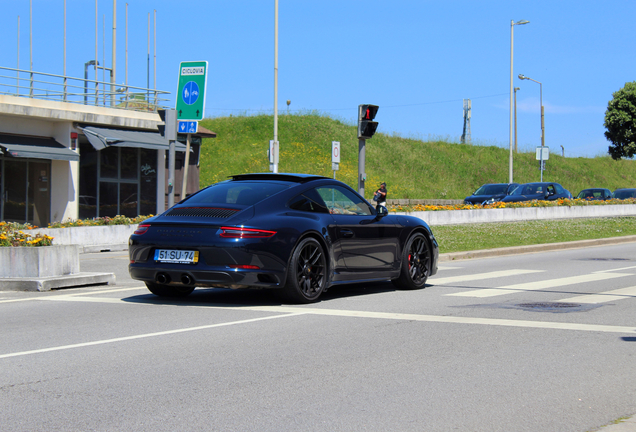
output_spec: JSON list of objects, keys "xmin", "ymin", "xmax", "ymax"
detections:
[{"xmin": 154, "ymin": 249, "xmax": 199, "ymax": 264}]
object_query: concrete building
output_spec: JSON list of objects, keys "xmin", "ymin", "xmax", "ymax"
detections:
[{"xmin": 0, "ymin": 91, "xmax": 214, "ymax": 226}]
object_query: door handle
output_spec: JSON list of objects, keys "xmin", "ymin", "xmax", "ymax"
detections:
[{"xmin": 340, "ymin": 229, "xmax": 354, "ymax": 238}]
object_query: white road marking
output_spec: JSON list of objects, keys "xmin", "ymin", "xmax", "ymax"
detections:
[
  {"xmin": 558, "ymin": 286, "xmax": 636, "ymax": 304},
  {"xmin": 594, "ymin": 265, "xmax": 636, "ymax": 274},
  {"xmin": 0, "ymin": 298, "xmax": 41, "ymax": 304},
  {"xmin": 257, "ymin": 306, "xmax": 636, "ymax": 334},
  {"xmin": 436, "ymin": 265, "xmax": 463, "ymax": 270},
  {"xmin": 432, "ymin": 269, "xmax": 544, "ymax": 285},
  {"xmin": 2, "ymin": 300, "xmax": 636, "ymax": 360},
  {"xmin": 0, "ymin": 312, "xmax": 306, "ymax": 359},
  {"xmin": 447, "ymin": 272, "xmax": 631, "ymax": 298},
  {"xmin": 62, "ymin": 286, "xmax": 148, "ymax": 296},
  {"xmin": 0, "ymin": 286, "xmax": 147, "ymax": 303}
]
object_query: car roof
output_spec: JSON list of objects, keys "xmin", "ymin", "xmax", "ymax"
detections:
[
  {"xmin": 521, "ymin": 182, "xmax": 556, "ymax": 186},
  {"xmin": 230, "ymin": 173, "xmax": 331, "ymax": 183}
]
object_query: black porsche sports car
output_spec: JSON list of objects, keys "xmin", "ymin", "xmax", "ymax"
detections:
[{"xmin": 129, "ymin": 173, "xmax": 439, "ymax": 303}]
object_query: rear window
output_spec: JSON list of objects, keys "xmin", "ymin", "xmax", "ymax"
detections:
[
  {"xmin": 511, "ymin": 184, "xmax": 543, "ymax": 195},
  {"xmin": 474, "ymin": 184, "xmax": 507, "ymax": 195},
  {"xmin": 577, "ymin": 189, "xmax": 602, "ymax": 199},
  {"xmin": 615, "ymin": 189, "xmax": 636, "ymax": 199},
  {"xmin": 185, "ymin": 181, "xmax": 291, "ymax": 206}
]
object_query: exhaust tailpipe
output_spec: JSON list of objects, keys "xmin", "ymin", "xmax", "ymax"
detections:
[
  {"xmin": 156, "ymin": 273, "xmax": 170, "ymax": 284},
  {"xmin": 181, "ymin": 274, "xmax": 194, "ymax": 285}
]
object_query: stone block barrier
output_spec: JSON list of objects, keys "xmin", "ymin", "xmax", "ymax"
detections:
[
  {"xmin": 29, "ymin": 224, "xmax": 139, "ymax": 252},
  {"xmin": 0, "ymin": 245, "xmax": 80, "ymax": 278}
]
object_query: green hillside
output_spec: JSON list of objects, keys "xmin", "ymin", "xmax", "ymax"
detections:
[{"xmin": 198, "ymin": 113, "xmax": 636, "ymax": 200}]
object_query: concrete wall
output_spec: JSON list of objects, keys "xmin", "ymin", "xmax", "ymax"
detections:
[
  {"xmin": 30, "ymin": 224, "xmax": 137, "ymax": 252},
  {"xmin": 0, "ymin": 94, "xmax": 160, "ymax": 129},
  {"xmin": 400, "ymin": 204, "xmax": 636, "ymax": 226}
]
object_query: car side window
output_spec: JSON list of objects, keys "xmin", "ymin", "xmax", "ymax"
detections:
[
  {"xmin": 316, "ymin": 186, "xmax": 373, "ymax": 216},
  {"xmin": 288, "ymin": 189, "xmax": 329, "ymax": 213}
]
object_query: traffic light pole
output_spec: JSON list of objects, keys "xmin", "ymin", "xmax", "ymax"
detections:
[
  {"xmin": 356, "ymin": 104, "xmax": 378, "ymax": 198},
  {"xmin": 168, "ymin": 139, "xmax": 175, "ymax": 207},
  {"xmin": 358, "ymin": 138, "xmax": 365, "ymax": 197},
  {"xmin": 158, "ymin": 108, "xmax": 177, "ymax": 208}
]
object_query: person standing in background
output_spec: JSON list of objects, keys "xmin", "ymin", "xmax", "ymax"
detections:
[{"xmin": 375, "ymin": 182, "xmax": 387, "ymax": 210}]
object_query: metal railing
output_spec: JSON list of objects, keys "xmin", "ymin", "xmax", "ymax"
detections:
[{"xmin": 0, "ymin": 66, "xmax": 170, "ymax": 113}]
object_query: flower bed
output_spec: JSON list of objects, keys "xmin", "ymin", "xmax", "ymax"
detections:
[
  {"xmin": 389, "ymin": 198, "xmax": 636, "ymax": 212},
  {"xmin": 0, "ymin": 216, "xmax": 151, "ymax": 248},
  {"xmin": 0, "ymin": 222, "xmax": 54, "ymax": 247},
  {"xmin": 47, "ymin": 215, "xmax": 151, "ymax": 228}
]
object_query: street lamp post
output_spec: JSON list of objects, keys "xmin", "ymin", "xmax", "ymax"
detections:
[
  {"xmin": 84, "ymin": 60, "xmax": 98, "ymax": 104},
  {"xmin": 509, "ymin": 19, "xmax": 529, "ymax": 183},
  {"xmin": 519, "ymin": 73, "xmax": 545, "ymax": 180},
  {"xmin": 514, "ymin": 87, "xmax": 520, "ymax": 153},
  {"xmin": 518, "ymin": 74, "xmax": 544, "ymax": 148}
]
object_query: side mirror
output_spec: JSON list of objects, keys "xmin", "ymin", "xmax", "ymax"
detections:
[{"xmin": 376, "ymin": 206, "xmax": 388, "ymax": 218}]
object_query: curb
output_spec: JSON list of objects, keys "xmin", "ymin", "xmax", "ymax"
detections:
[
  {"xmin": 439, "ymin": 235, "xmax": 636, "ymax": 262},
  {"xmin": 0, "ymin": 272, "xmax": 115, "ymax": 292},
  {"xmin": 595, "ymin": 415, "xmax": 636, "ymax": 431}
]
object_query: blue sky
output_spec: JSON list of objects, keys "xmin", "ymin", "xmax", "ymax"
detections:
[{"xmin": 2, "ymin": 0, "xmax": 634, "ymax": 158}]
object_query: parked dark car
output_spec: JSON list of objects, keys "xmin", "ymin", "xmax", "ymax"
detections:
[
  {"xmin": 463, "ymin": 183, "xmax": 519, "ymax": 205},
  {"xmin": 128, "ymin": 173, "xmax": 439, "ymax": 303},
  {"xmin": 576, "ymin": 188, "xmax": 613, "ymax": 200},
  {"xmin": 613, "ymin": 188, "xmax": 636, "ymax": 200},
  {"xmin": 500, "ymin": 182, "xmax": 572, "ymax": 203}
]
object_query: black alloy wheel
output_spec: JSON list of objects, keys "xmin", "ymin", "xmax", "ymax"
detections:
[
  {"xmin": 281, "ymin": 237, "xmax": 327, "ymax": 303},
  {"xmin": 392, "ymin": 232, "xmax": 430, "ymax": 290},
  {"xmin": 145, "ymin": 281, "xmax": 195, "ymax": 298}
]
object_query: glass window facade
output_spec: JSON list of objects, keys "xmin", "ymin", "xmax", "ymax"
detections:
[
  {"xmin": 0, "ymin": 158, "xmax": 51, "ymax": 226},
  {"xmin": 79, "ymin": 144, "xmax": 158, "ymax": 219}
]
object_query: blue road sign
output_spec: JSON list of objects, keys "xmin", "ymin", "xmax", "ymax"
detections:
[
  {"xmin": 178, "ymin": 121, "xmax": 198, "ymax": 134},
  {"xmin": 182, "ymin": 81, "xmax": 200, "ymax": 105}
]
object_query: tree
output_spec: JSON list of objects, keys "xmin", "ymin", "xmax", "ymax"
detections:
[{"xmin": 604, "ymin": 81, "xmax": 636, "ymax": 160}]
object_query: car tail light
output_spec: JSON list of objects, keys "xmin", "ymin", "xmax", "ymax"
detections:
[
  {"xmin": 229, "ymin": 264, "xmax": 261, "ymax": 270},
  {"xmin": 219, "ymin": 227, "xmax": 276, "ymax": 239},
  {"xmin": 133, "ymin": 224, "xmax": 151, "ymax": 235}
]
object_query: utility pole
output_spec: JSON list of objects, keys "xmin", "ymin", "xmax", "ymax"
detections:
[
  {"xmin": 461, "ymin": 99, "xmax": 471, "ymax": 144},
  {"xmin": 271, "ymin": 0, "xmax": 279, "ymax": 173},
  {"xmin": 111, "ymin": 0, "xmax": 116, "ymax": 106}
]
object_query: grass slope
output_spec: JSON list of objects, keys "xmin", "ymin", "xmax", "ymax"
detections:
[{"xmin": 199, "ymin": 114, "xmax": 636, "ymax": 200}]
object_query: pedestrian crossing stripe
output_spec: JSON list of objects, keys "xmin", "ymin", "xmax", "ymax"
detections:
[
  {"xmin": 441, "ymin": 271, "xmax": 633, "ymax": 299},
  {"xmin": 432, "ymin": 269, "xmax": 544, "ymax": 285},
  {"xmin": 557, "ymin": 286, "xmax": 636, "ymax": 304}
]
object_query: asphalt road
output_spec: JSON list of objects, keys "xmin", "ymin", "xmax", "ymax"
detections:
[{"xmin": 1, "ymin": 243, "xmax": 636, "ymax": 432}]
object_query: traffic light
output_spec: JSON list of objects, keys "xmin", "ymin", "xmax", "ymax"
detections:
[
  {"xmin": 357, "ymin": 104, "xmax": 379, "ymax": 139},
  {"xmin": 157, "ymin": 108, "xmax": 177, "ymax": 141}
]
